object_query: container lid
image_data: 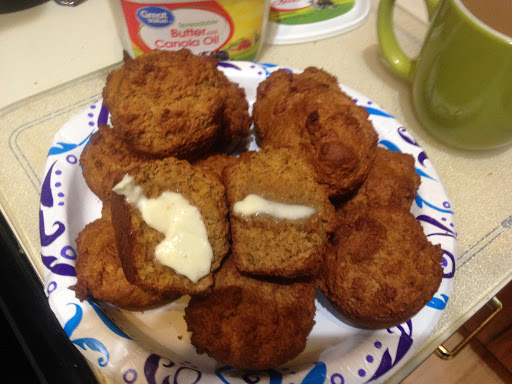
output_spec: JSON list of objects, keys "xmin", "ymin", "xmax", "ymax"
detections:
[{"xmin": 266, "ymin": 0, "xmax": 370, "ymax": 45}]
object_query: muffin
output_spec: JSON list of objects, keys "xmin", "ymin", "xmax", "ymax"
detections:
[
  {"xmin": 223, "ymin": 148, "xmax": 335, "ymax": 278},
  {"xmin": 111, "ymin": 156, "xmax": 230, "ymax": 295},
  {"xmin": 185, "ymin": 255, "xmax": 317, "ymax": 370},
  {"xmin": 321, "ymin": 207, "xmax": 444, "ymax": 329}
]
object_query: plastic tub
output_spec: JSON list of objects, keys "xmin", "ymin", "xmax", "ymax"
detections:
[
  {"xmin": 111, "ymin": 0, "xmax": 270, "ymax": 60},
  {"xmin": 266, "ymin": 0, "xmax": 370, "ymax": 44}
]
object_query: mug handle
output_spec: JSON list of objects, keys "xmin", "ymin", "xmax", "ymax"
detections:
[{"xmin": 377, "ymin": 0, "xmax": 440, "ymax": 80}]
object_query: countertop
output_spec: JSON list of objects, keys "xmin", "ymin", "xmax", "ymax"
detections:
[{"xmin": 1, "ymin": 1, "xmax": 510, "ymax": 384}]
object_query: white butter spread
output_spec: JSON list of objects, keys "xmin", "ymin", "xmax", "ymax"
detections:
[
  {"xmin": 113, "ymin": 175, "xmax": 213, "ymax": 283},
  {"xmin": 233, "ymin": 194, "xmax": 316, "ymax": 220}
]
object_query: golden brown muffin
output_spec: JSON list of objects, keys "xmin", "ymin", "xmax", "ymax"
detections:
[
  {"xmin": 80, "ymin": 124, "xmax": 151, "ymax": 202},
  {"xmin": 340, "ymin": 147, "xmax": 421, "ymax": 212},
  {"xmin": 111, "ymin": 156, "xmax": 230, "ymax": 296},
  {"xmin": 223, "ymin": 148, "xmax": 335, "ymax": 279},
  {"xmin": 103, "ymin": 49, "xmax": 251, "ymax": 159},
  {"xmin": 320, "ymin": 207, "xmax": 444, "ymax": 329},
  {"xmin": 185, "ymin": 255, "xmax": 317, "ymax": 370},
  {"xmin": 73, "ymin": 214, "xmax": 175, "ymax": 311},
  {"xmin": 253, "ymin": 67, "xmax": 378, "ymax": 198},
  {"xmin": 102, "ymin": 49, "xmax": 225, "ymax": 159}
]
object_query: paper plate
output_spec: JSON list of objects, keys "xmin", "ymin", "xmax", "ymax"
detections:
[{"xmin": 39, "ymin": 60, "xmax": 457, "ymax": 384}]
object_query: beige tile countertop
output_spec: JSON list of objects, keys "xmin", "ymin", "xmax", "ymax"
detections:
[
  {"xmin": 0, "ymin": 1, "xmax": 123, "ymax": 109},
  {"xmin": 0, "ymin": 1, "xmax": 510, "ymax": 384}
]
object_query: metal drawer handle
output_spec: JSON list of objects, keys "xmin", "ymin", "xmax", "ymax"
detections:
[{"xmin": 436, "ymin": 296, "xmax": 502, "ymax": 360}]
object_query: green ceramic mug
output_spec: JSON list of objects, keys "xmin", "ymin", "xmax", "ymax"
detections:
[{"xmin": 378, "ymin": 0, "xmax": 512, "ymax": 150}]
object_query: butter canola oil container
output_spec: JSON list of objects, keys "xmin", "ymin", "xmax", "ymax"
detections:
[
  {"xmin": 113, "ymin": 0, "xmax": 269, "ymax": 60},
  {"xmin": 267, "ymin": 0, "xmax": 370, "ymax": 44}
]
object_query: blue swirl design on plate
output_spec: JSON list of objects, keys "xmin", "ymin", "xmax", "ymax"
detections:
[
  {"xmin": 40, "ymin": 165, "xmax": 74, "ymax": 275},
  {"xmin": 145, "ymin": 354, "xmax": 173, "ymax": 384},
  {"xmin": 216, "ymin": 367, "xmax": 284, "ymax": 384},
  {"xmin": 252, "ymin": 62, "xmax": 294, "ymax": 78},
  {"xmin": 41, "ymin": 252, "xmax": 76, "ymax": 277},
  {"xmin": 64, "ymin": 303, "xmax": 110, "ymax": 367},
  {"xmin": 439, "ymin": 249, "xmax": 455, "ymax": 278},
  {"xmin": 48, "ymin": 102, "xmax": 106, "ymax": 156},
  {"xmin": 218, "ymin": 61, "xmax": 242, "ymax": 71},
  {"xmin": 301, "ymin": 362, "xmax": 327, "ymax": 384},
  {"xmin": 40, "ymin": 162, "xmax": 66, "ymax": 250},
  {"xmin": 427, "ymin": 294, "xmax": 449, "ymax": 310},
  {"xmin": 98, "ymin": 104, "xmax": 109, "ymax": 127},
  {"xmin": 417, "ymin": 151, "xmax": 429, "ymax": 167},
  {"xmin": 48, "ymin": 133, "xmax": 92, "ymax": 156},
  {"xmin": 245, "ymin": 369, "xmax": 283, "ymax": 384},
  {"xmin": 368, "ymin": 321, "xmax": 413, "ymax": 382},
  {"xmin": 414, "ymin": 168, "xmax": 436, "ymax": 181},
  {"xmin": 258, "ymin": 62, "xmax": 280, "ymax": 78},
  {"xmin": 39, "ymin": 208, "xmax": 66, "ymax": 247},
  {"xmin": 378, "ymin": 139, "xmax": 401, "ymax": 153},
  {"xmin": 87, "ymin": 299, "xmax": 131, "ymax": 339},
  {"xmin": 415, "ymin": 195, "xmax": 453, "ymax": 214},
  {"xmin": 143, "ymin": 353, "xmax": 202, "ymax": 384},
  {"xmin": 417, "ymin": 214, "xmax": 456, "ymax": 237},
  {"xmin": 40, "ymin": 162, "xmax": 67, "ymax": 246},
  {"xmin": 215, "ymin": 364, "xmax": 327, "ymax": 384},
  {"xmin": 215, "ymin": 366, "xmax": 232, "ymax": 384},
  {"xmin": 174, "ymin": 366, "xmax": 202, "ymax": 384},
  {"xmin": 397, "ymin": 127, "xmax": 419, "ymax": 147},
  {"xmin": 41, "ymin": 161, "xmax": 57, "ymax": 207},
  {"xmin": 365, "ymin": 107, "xmax": 393, "ymax": 118}
]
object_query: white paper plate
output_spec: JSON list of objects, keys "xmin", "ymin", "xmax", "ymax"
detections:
[{"xmin": 40, "ymin": 61, "xmax": 457, "ymax": 384}]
